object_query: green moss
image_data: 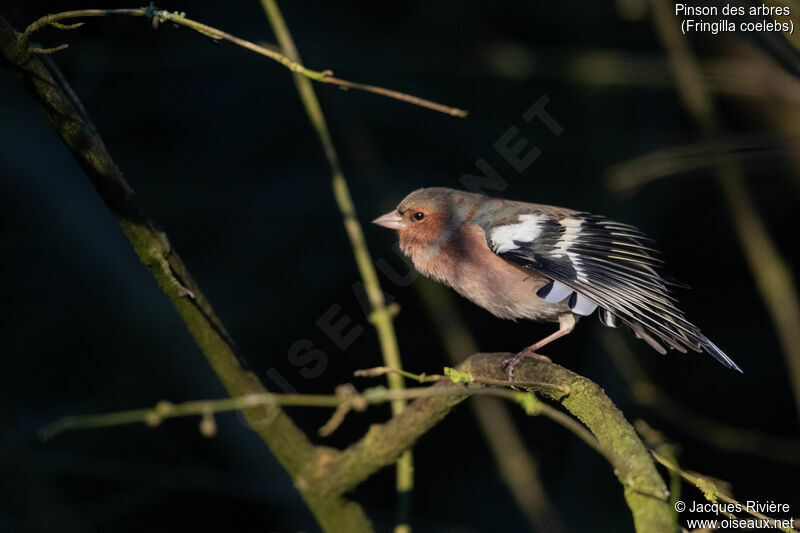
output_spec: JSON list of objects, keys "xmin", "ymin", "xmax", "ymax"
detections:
[
  {"xmin": 363, "ymin": 386, "xmax": 389, "ymax": 400},
  {"xmin": 695, "ymin": 478, "xmax": 720, "ymax": 502},
  {"xmin": 514, "ymin": 392, "xmax": 544, "ymax": 415},
  {"xmin": 443, "ymin": 366, "xmax": 475, "ymax": 383}
]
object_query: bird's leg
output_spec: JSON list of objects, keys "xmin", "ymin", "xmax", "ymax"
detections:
[{"xmin": 503, "ymin": 314, "xmax": 576, "ymax": 380}]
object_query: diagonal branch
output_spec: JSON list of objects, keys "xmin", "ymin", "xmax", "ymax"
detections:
[
  {"xmin": 651, "ymin": 451, "xmax": 798, "ymax": 533},
  {"xmin": 256, "ymin": 1, "xmax": 415, "ymax": 531},
  {"xmin": 20, "ymin": 6, "xmax": 467, "ymax": 117},
  {"xmin": 305, "ymin": 353, "xmax": 672, "ymax": 533},
  {"xmin": 0, "ymin": 13, "xmax": 373, "ymax": 533},
  {"xmin": 38, "ymin": 352, "xmax": 674, "ymax": 533}
]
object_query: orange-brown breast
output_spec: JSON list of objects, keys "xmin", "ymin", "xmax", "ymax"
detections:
[{"xmin": 404, "ymin": 222, "xmax": 568, "ymax": 322}]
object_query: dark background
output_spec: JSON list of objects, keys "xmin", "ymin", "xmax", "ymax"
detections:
[{"xmin": 1, "ymin": 1, "xmax": 798, "ymax": 531}]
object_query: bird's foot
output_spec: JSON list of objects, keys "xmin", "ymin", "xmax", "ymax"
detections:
[{"xmin": 501, "ymin": 349, "xmax": 552, "ymax": 381}]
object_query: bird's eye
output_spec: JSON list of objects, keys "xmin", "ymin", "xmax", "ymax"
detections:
[{"xmin": 412, "ymin": 211, "xmax": 425, "ymax": 221}]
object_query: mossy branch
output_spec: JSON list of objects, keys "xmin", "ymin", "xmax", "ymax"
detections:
[
  {"xmin": 305, "ymin": 354, "xmax": 672, "ymax": 532},
  {"xmin": 40, "ymin": 353, "xmax": 674, "ymax": 532},
  {"xmin": 0, "ymin": 13, "xmax": 371, "ymax": 533}
]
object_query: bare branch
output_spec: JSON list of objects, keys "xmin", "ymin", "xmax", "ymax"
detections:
[
  {"xmin": 37, "ymin": 352, "xmax": 674, "ymax": 530},
  {"xmin": 309, "ymin": 353, "xmax": 673, "ymax": 532},
  {"xmin": 255, "ymin": 0, "xmax": 417, "ymax": 528},
  {"xmin": 0, "ymin": 13, "xmax": 371, "ymax": 532},
  {"xmin": 20, "ymin": 6, "xmax": 468, "ymax": 117}
]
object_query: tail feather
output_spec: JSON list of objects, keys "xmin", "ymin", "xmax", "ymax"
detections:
[{"xmin": 702, "ymin": 339, "xmax": 743, "ymax": 373}]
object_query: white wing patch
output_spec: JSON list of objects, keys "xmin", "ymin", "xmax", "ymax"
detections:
[
  {"xmin": 488, "ymin": 214, "xmax": 544, "ymax": 253},
  {"xmin": 538, "ymin": 280, "xmax": 572, "ymax": 302},
  {"xmin": 568, "ymin": 293, "xmax": 598, "ymax": 315},
  {"xmin": 554, "ymin": 217, "xmax": 589, "ymax": 282},
  {"xmin": 552, "ymin": 217, "xmax": 582, "ymax": 257}
]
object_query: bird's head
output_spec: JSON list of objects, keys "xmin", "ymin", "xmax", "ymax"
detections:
[{"xmin": 372, "ymin": 187, "xmax": 476, "ymax": 258}]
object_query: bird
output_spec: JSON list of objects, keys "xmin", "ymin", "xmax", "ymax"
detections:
[{"xmin": 372, "ymin": 187, "xmax": 742, "ymax": 378}]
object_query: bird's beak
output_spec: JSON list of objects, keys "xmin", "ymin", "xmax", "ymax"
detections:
[{"xmin": 372, "ymin": 210, "xmax": 407, "ymax": 230}]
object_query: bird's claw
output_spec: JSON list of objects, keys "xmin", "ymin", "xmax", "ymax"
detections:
[{"xmin": 502, "ymin": 350, "xmax": 552, "ymax": 382}]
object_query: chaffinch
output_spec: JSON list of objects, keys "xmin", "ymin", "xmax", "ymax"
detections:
[{"xmin": 373, "ymin": 187, "xmax": 742, "ymax": 377}]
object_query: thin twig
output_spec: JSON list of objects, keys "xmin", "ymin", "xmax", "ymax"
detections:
[
  {"xmin": 606, "ymin": 134, "xmax": 800, "ymax": 194},
  {"xmin": 356, "ymin": 364, "xmax": 570, "ymax": 395},
  {"xmin": 20, "ymin": 7, "xmax": 467, "ymax": 117},
  {"xmin": 29, "ymin": 43, "xmax": 69, "ymax": 54},
  {"xmin": 38, "ymin": 379, "xmax": 574, "ymax": 441},
  {"xmin": 40, "ymin": 368, "xmax": 602, "ymax": 473},
  {"xmin": 355, "ymin": 366, "xmax": 442, "ymax": 383},
  {"xmin": 542, "ymin": 406, "xmax": 606, "ymax": 457},
  {"xmin": 255, "ymin": 1, "xmax": 416, "ymax": 530},
  {"xmin": 325, "ymin": 75, "xmax": 467, "ymax": 117}
]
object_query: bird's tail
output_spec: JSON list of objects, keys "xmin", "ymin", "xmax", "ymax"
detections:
[{"xmin": 702, "ymin": 338, "xmax": 743, "ymax": 373}]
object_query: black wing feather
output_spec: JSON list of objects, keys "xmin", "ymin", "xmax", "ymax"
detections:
[{"xmin": 490, "ymin": 214, "xmax": 742, "ymax": 372}]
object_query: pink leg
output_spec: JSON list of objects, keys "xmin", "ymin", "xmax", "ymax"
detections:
[{"xmin": 503, "ymin": 314, "xmax": 576, "ymax": 380}]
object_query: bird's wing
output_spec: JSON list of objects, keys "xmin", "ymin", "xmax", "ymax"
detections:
[{"xmin": 481, "ymin": 210, "xmax": 741, "ymax": 372}]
